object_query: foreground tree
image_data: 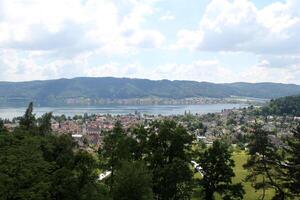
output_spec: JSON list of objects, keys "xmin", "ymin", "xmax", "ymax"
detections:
[
  {"xmin": 198, "ymin": 140, "xmax": 244, "ymax": 200},
  {"xmin": 0, "ymin": 105, "xmax": 110, "ymax": 200},
  {"xmin": 100, "ymin": 120, "xmax": 194, "ymax": 199},
  {"xmin": 98, "ymin": 121, "xmax": 137, "ymax": 189},
  {"xmin": 0, "ymin": 132, "xmax": 52, "ymax": 200},
  {"xmin": 244, "ymin": 122, "xmax": 286, "ymax": 200},
  {"xmin": 112, "ymin": 161, "xmax": 153, "ymax": 200},
  {"xmin": 145, "ymin": 120, "xmax": 194, "ymax": 200},
  {"xmin": 0, "ymin": 131, "xmax": 110, "ymax": 200},
  {"xmin": 285, "ymin": 123, "xmax": 300, "ymax": 197}
]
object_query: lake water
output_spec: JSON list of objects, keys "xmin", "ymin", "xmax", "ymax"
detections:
[{"xmin": 0, "ymin": 104, "xmax": 247, "ymax": 120}]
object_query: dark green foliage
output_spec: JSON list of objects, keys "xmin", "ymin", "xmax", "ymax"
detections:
[
  {"xmin": 0, "ymin": 133, "xmax": 52, "ymax": 200},
  {"xmin": 17, "ymin": 103, "xmax": 54, "ymax": 136},
  {"xmin": 244, "ymin": 122, "xmax": 286, "ymax": 200},
  {"xmin": 74, "ymin": 151, "xmax": 109, "ymax": 200},
  {"xmin": 0, "ymin": 128, "xmax": 109, "ymax": 200},
  {"xmin": 112, "ymin": 161, "xmax": 153, "ymax": 200},
  {"xmin": 286, "ymin": 123, "xmax": 300, "ymax": 197},
  {"xmin": 98, "ymin": 121, "xmax": 138, "ymax": 188},
  {"xmin": 145, "ymin": 120, "xmax": 194, "ymax": 200},
  {"xmin": 1, "ymin": 77, "xmax": 300, "ymax": 106},
  {"xmin": 19, "ymin": 102, "xmax": 36, "ymax": 131},
  {"xmin": 198, "ymin": 140, "xmax": 244, "ymax": 200},
  {"xmin": 261, "ymin": 95, "xmax": 300, "ymax": 116},
  {"xmin": 38, "ymin": 112, "xmax": 53, "ymax": 135},
  {"xmin": 0, "ymin": 119, "xmax": 7, "ymax": 133},
  {"xmin": 99, "ymin": 120, "xmax": 195, "ymax": 199},
  {"xmin": 130, "ymin": 125, "xmax": 149, "ymax": 160}
]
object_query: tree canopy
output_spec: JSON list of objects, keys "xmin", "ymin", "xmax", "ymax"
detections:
[{"xmin": 198, "ymin": 140, "xmax": 244, "ymax": 200}]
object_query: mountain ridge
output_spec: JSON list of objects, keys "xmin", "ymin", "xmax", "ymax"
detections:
[{"xmin": 1, "ymin": 77, "xmax": 300, "ymax": 106}]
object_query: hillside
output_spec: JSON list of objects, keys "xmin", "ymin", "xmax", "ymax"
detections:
[
  {"xmin": 261, "ymin": 95, "xmax": 300, "ymax": 116},
  {"xmin": 1, "ymin": 77, "xmax": 300, "ymax": 106}
]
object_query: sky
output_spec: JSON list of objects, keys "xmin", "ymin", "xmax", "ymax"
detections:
[{"xmin": 0, "ymin": 0, "xmax": 299, "ymax": 83}]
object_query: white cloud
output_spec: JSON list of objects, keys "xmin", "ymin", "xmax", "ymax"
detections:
[
  {"xmin": 175, "ymin": 0, "xmax": 300, "ymax": 54},
  {"xmin": 127, "ymin": 30, "xmax": 165, "ymax": 48},
  {"xmin": 160, "ymin": 11, "xmax": 175, "ymax": 21},
  {"xmin": 2, "ymin": 48, "xmax": 300, "ymax": 84},
  {"xmin": 0, "ymin": 0, "xmax": 165, "ymax": 54},
  {"xmin": 84, "ymin": 62, "xmax": 145, "ymax": 78},
  {"xmin": 0, "ymin": 0, "xmax": 299, "ymax": 84},
  {"xmin": 0, "ymin": 49, "xmax": 49, "ymax": 81},
  {"xmin": 0, "ymin": 0, "xmax": 167, "ymax": 82},
  {"xmin": 171, "ymin": 30, "xmax": 203, "ymax": 50},
  {"xmin": 239, "ymin": 65, "xmax": 300, "ymax": 83},
  {"xmin": 258, "ymin": 55, "xmax": 300, "ymax": 68},
  {"xmin": 148, "ymin": 60, "xmax": 300, "ymax": 84},
  {"xmin": 82, "ymin": 59, "xmax": 234, "ymax": 83},
  {"xmin": 149, "ymin": 60, "xmax": 231, "ymax": 82}
]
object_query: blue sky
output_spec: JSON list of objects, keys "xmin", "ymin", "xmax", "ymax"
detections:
[{"xmin": 0, "ymin": 0, "xmax": 299, "ymax": 83}]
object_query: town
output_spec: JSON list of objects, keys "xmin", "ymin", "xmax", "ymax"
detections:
[{"xmin": 3, "ymin": 105, "xmax": 298, "ymax": 153}]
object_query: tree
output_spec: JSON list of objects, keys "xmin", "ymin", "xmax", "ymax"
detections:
[
  {"xmin": 98, "ymin": 121, "xmax": 137, "ymax": 189},
  {"xmin": 38, "ymin": 112, "xmax": 53, "ymax": 135},
  {"xmin": 19, "ymin": 102, "xmax": 36, "ymax": 131},
  {"xmin": 130, "ymin": 125, "xmax": 149, "ymax": 160},
  {"xmin": 0, "ymin": 119, "xmax": 7, "ymax": 133},
  {"xmin": 0, "ymin": 133, "xmax": 52, "ymax": 200},
  {"xmin": 144, "ymin": 120, "xmax": 194, "ymax": 199},
  {"xmin": 0, "ymin": 130, "xmax": 110, "ymax": 200},
  {"xmin": 244, "ymin": 122, "xmax": 286, "ymax": 200},
  {"xmin": 112, "ymin": 161, "xmax": 153, "ymax": 200},
  {"xmin": 285, "ymin": 123, "xmax": 300, "ymax": 197},
  {"xmin": 74, "ymin": 151, "xmax": 110, "ymax": 200},
  {"xmin": 260, "ymin": 95, "xmax": 300, "ymax": 116},
  {"xmin": 41, "ymin": 134, "xmax": 108, "ymax": 200},
  {"xmin": 0, "ymin": 105, "xmax": 110, "ymax": 200},
  {"xmin": 198, "ymin": 140, "xmax": 244, "ymax": 200}
]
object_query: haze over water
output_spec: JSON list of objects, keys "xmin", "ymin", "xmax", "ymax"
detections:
[{"xmin": 0, "ymin": 104, "xmax": 247, "ymax": 120}]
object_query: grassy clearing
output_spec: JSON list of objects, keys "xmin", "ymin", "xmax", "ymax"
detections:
[
  {"xmin": 192, "ymin": 150, "xmax": 275, "ymax": 200},
  {"xmin": 231, "ymin": 151, "xmax": 275, "ymax": 200}
]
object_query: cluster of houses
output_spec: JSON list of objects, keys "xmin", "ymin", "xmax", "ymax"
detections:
[
  {"xmin": 50, "ymin": 114, "xmax": 158, "ymax": 150},
  {"xmin": 49, "ymin": 107, "xmax": 300, "ymax": 150},
  {"xmin": 3, "ymin": 106, "xmax": 299, "ymax": 151}
]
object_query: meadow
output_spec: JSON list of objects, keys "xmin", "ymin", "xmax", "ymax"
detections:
[{"xmin": 192, "ymin": 150, "xmax": 275, "ymax": 200}]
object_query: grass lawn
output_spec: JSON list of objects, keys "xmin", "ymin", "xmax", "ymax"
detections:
[
  {"xmin": 231, "ymin": 151, "xmax": 275, "ymax": 200},
  {"xmin": 192, "ymin": 150, "xmax": 275, "ymax": 200}
]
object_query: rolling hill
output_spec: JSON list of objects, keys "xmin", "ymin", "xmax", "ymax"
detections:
[{"xmin": 1, "ymin": 77, "xmax": 300, "ymax": 106}]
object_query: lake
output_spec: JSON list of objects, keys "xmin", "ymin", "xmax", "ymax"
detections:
[{"xmin": 0, "ymin": 104, "xmax": 248, "ymax": 120}]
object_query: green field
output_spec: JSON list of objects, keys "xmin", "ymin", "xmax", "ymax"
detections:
[
  {"xmin": 192, "ymin": 151, "xmax": 275, "ymax": 200},
  {"xmin": 231, "ymin": 151, "xmax": 275, "ymax": 200}
]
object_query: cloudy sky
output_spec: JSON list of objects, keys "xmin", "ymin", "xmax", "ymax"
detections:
[{"xmin": 0, "ymin": 0, "xmax": 299, "ymax": 83}]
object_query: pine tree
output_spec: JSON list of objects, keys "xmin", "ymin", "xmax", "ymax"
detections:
[
  {"xmin": 244, "ymin": 122, "xmax": 286, "ymax": 200},
  {"xmin": 286, "ymin": 123, "xmax": 300, "ymax": 197},
  {"xmin": 199, "ymin": 140, "xmax": 244, "ymax": 200},
  {"xmin": 19, "ymin": 102, "xmax": 36, "ymax": 131}
]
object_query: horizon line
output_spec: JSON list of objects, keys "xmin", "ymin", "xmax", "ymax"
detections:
[{"xmin": 0, "ymin": 76, "xmax": 299, "ymax": 86}]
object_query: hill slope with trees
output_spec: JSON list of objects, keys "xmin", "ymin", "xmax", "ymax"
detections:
[
  {"xmin": 261, "ymin": 95, "xmax": 300, "ymax": 116},
  {"xmin": 1, "ymin": 77, "xmax": 300, "ymax": 106}
]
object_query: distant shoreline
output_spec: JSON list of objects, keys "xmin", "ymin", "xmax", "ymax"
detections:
[
  {"xmin": 0, "ymin": 96, "xmax": 266, "ymax": 107},
  {"xmin": 0, "ymin": 103, "xmax": 248, "ymax": 120}
]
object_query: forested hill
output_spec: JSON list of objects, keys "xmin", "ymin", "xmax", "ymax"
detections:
[
  {"xmin": 1, "ymin": 77, "xmax": 300, "ymax": 106},
  {"xmin": 261, "ymin": 95, "xmax": 300, "ymax": 116}
]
